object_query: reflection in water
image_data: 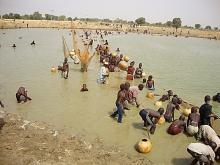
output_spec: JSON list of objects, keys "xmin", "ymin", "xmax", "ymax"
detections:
[{"xmin": 0, "ymin": 29, "xmax": 220, "ymax": 164}]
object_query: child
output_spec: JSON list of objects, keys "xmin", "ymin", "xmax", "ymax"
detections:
[
  {"xmin": 80, "ymin": 84, "xmax": 88, "ymax": 92},
  {"xmin": 146, "ymin": 75, "xmax": 155, "ymax": 90}
]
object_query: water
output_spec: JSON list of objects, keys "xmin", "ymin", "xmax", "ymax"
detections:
[{"xmin": 0, "ymin": 29, "xmax": 220, "ymax": 164}]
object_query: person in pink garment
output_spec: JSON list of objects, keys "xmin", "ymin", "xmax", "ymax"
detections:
[{"xmin": 129, "ymin": 84, "xmax": 144, "ymax": 107}]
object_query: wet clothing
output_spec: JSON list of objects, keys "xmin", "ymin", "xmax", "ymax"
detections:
[
  {"xmin": 187, "ymin": 143, "xmax": 215, "ymax": 162},
  {"xmin": 134, "ymin": 67, "xmax": 143, "ymax": 78},
  {"xmin": 98, "ymin": 66, "xmax": 108, "ymax": 84},
  {"xmin": 187, "ymin": 125, "xmax": 199, "ymax": 136},
  {"xmin": 126, "ymin": 66, "xmax": 135, "ymax": 80},
  {"xmin": 111, "ymin": 102, "xmax": 123, "ymax": 123},
  {"xmin": 199, "ymin": 103, "xmax": 212, "ymax": 126},
  {"xmin": 198, "ymin": 125, "xmax": 220, "ymax": 152}
]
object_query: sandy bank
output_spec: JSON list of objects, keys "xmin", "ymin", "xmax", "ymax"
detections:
[
  {"xmin": 0, "ymin": 19, "xmax": 219, "ymax": 40},
  {"xmin": 0, "ymin": 110, "xmax": 152, "ymax": 165}
]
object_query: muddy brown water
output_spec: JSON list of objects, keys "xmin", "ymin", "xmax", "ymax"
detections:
[{"xmin": 0, "ymin": 29, "xmax": 220, "ymax": 164}]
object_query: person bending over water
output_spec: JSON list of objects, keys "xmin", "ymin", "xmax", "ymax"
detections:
[
  {"xmin": 146, "ymin": 75, "xmax": 155, "ymax": 90},
  {"xmin": 129, "ymin": 84, "xmax": 144, "ymax": 107},
  {"xmin": 139, "ymin": 108, "xmax": 164, "ymax": 134},
  {"xmin": 187, "ymin": 141, "xmax": 217, "ymax": 165},
  {"xmin": 80, "ymin": 84, "xmax": 88, "ymax": 92},
  {"xmin": 16, "ymin": 87, "xmax": 32, "ymax": 103},
  {"xmin": 159, "ymin": 90, "xmax": 173, "ymax": 102},
  {"xmin": 110, "ymin": 84, "xmax": 127, "ymax": 123},
  {"xmin": 167, "ymin": 115, "xmax": 186, "ymax": 135},
  {"xmin": 197, "ymin": 125, "xmax": 220, "ymax": 161},
  {"xmin": 187, "ymin": 107, "xmax": 200, "ymax": 136}
]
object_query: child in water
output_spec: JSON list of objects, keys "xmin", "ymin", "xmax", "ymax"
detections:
[
  {"xmin": 80, "ymin": 84, "xmax": 88, "ymax": 92},
  {"xmin": 146, "ymin": 75, "xmax": 155, "ymax": 90}
]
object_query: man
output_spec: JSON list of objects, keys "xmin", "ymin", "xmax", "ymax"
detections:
[
  {"xmin": 110, "ymin": 84, "xmax": 127, "ymax": 123},
  {"xmin": 159, "ymin": 90, "xmax": 173, "ymax": 102},
  {"xmin": 16, "ymin": 87, "xmax": 32, "ymax": 103},
  {"xmin": 197, "ymin": 125, "xmax": 220, "ymax": 161},
  {"xmin": 187, "ymin": 141, "xmax": 216, "ymax": 165},
  {"xmin": 139, "ymin": 108, "xmax": 164, "ymax": 134},
  {"xmin": 0, "ymin": 101, "xmax": 4, "ymax": 108},
  {"xmin": 129, "ymin": 84, "xmax": 144, "ymax": 107},
  {"xmin": 164, "ymin": 97, "xmax": 179, "ymax": 123},
  {"xmin": 62, "ymin": 58, "xmax": 69, "ymax": 79},
  {"xmin": 213, "ymin": 93, "xmax": 220, "ymax": 103},
  {"xmin": 187, "ymin": 107, "xmax": 200, "ymax": 136},
  {"xmin": 98, "ymin": 62, "xmax": 109, "ymax": 84},
  {"xmin": 199, "ymin": 95, "xmax": 218, "ymax": 126},
  {"xmin": 134, "ymin": 63, "xmax": 143, "ymax": 79},
  {"xmin": 168, "ymin": 115, "xmax": 186, "ymax": 135}
]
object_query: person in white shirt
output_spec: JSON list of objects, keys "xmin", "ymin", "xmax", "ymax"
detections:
[
  {"xmin": 187, "ymin": 142, "xmax": 216, "ymax": 165},
  {"xmin": 197, "ymin": 125, "xmax": 220, "ymax": 161}
]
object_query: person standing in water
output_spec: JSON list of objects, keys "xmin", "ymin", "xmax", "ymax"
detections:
[
  {"xmin": 126, "ymin": 61, "xmax": 135, "ymax": 80},
  {"xmin": 199, "ymin": 95, "xmax": 218, "ymax": 127},
  {"xmin": 62, "ymin": 58, "xmax": 69, "ymax": 79},
  {"xmin": 146, "ymin": 75, "xmax": 155, "ymax": 90},
  {"xmin": 187, "ymin": 107, "xmax": 200, "ymax": 136},
  {"xmin": 164, "ymin": 97, "xmax": 179, "ymax": 123},
  {"xmin": 110, "ymin": 84, "xmax": 127, "ymax": 123},
  {"xmin": 0, "ymin": 101, "xmax": 4, "ymax": 108},
  {"xmin": 134, "ymin": 63, "xmax": 143, "ymax": 79},
  {"xmin": 16, "ymin": 87, "xmax": 32, "ymax": 103}
]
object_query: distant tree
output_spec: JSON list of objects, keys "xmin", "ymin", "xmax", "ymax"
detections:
[
  {"xmin": 45, "ymin": 14, "xmax": 52, "ymax": 20},
  {"xmin": 22, "ymin": 14, "xmax": 30, "ymax": 20},
  {"xmin": 195, "ymin": 24, "xmax": 201, "ymax": 29},
  {"xmin": 14, "ymin": 13, "xmax": 21, "ymax": 19},
  {"xmin": 2, "ymin": 14, "xmax": 9, "ymax": 19},
  {"xmin": 172, "ymin": 18, "xmax": 182, "ymax": 31},
  {"xmin": 32, "ymin": 12, "xmax": 43, "ymax": 20},
  {"xmin": 58, "ymin": 15, "xmax": 66, "ymax": 21},
  {"xmin": 73, "ymin": 17, "xmax": 78, "ymax": 21},
  {"xmin": 214, "ymin": 27, "xmax": 218, "ymax": 30},
  {"xmin": 135, "ymin": 17, "xmax": 145, "ymax": 25},
  {"xmin": 67, "ymin": 17, "xmax": 72, "ymax": 21},
  {"xmin": 205, "ymin": 25, "xmax": 211, "ymax": 30},
  {"xmin": 103, "ymin": 19, "xmax": 112, "ymax": 23},
  {"xmin": 166, "ymin": 21, "xmax": 173, "ymax": 27}
]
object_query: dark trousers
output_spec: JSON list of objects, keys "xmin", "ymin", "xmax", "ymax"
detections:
[{"xmin": 111, "ymin": 102, "xmax": 123, "ymax": 123}]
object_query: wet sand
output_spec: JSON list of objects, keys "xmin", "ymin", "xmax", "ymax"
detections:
[
  {"xmin": 0, "ymin": 110, "xmax": 152, "ymax": 165},
  {"xmin": 0, "ymin": 19, "xmax": 220, "ymax": 40}
]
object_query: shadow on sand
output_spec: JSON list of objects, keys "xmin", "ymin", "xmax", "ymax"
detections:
[{"xmin": 171, "ymin": 157, "xmax": 192, "ymax": 165}]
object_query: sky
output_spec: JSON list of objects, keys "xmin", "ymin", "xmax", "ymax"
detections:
[{"xmin": 0, "ymin": 0, "xmax": 220, "ymax": 28}]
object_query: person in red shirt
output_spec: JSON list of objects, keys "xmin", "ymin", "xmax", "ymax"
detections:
[{"xmin": 126, "ymin": 61, "xmax": 135, "ymax": 80}]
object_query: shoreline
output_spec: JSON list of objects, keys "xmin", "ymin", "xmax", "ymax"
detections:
[
  {"xmin": 0, "ymin": 110, "xmax": 152, "ymax": 165},
  {"xmin": 0, "ymin": 19, "xmax": 220, "ymax": 40}
]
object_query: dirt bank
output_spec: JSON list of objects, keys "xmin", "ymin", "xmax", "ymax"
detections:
[
  {"xmin": 0, "ymin": 19, "xmax": 219, "ymax": 40},
  {"xmin": 0, "ymin": 110, "xmax": 153, "ymax": 165}
]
